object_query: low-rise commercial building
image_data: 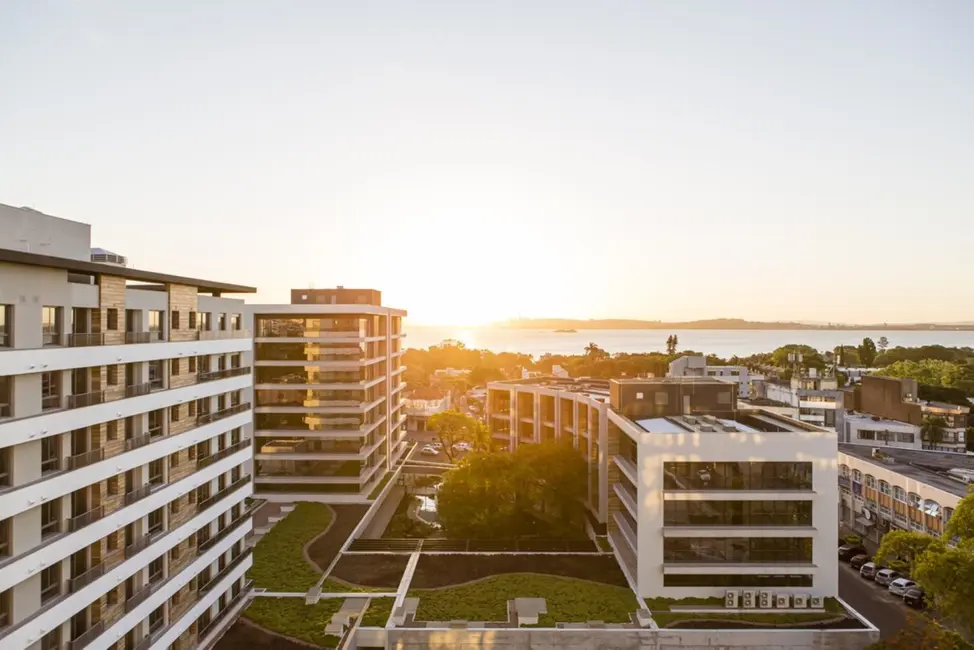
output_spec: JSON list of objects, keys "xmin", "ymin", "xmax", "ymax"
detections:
[
  {"xmin": 404, "ymin": 387, "xmax": 451, "ymax": 432},
  {"xmin": 754, "ymin": 369, "xmax": 840, "ymax": 429},
  {"xmin": 667, "ymin": 355, "xmax": 753, "ymax": 398}
]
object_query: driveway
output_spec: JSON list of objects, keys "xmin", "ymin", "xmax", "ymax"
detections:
[{"xmin": 838, "ymin": 561, "xmax": 907, "ymax": 639}]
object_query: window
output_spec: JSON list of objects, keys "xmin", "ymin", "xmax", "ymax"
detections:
[
  {"xmin": 41, "ymin": 628, "xmax": 60, "ymax": 650},
  {"xmin": 170, "ymin": 359, "xmax": 180, "ymax": 376},
  {"xmin": 170, "ymin": 405, "xmax": 181, "ymax": 422},
  {"xmin": 879, "ymin": 480, "xmax": 891, "ymax": 495},
  {"xmin": 664, "ymin": 537, "xmax": 813, "ymax": 563},
  {"xmin": 41, "ymin": 564, "xmax": 61, "ymax": 603},
  {"xmin": 0, "ymin": 375, "xmax": 10, "ymax": 418},
  {"xmin": 654, "ymin": 391, "xmax": 668, "ymax": 405},
  {"xmin": 107, "ymin": 475, "xmax": 120, "ymax": 495},
  {"xmin": 894, "ymin": 486, "xmax": 907, "ymax": 502},
  {"xmin": 41, "ymin": 372, "xmax": 61, "ymax": 410},
  {"xmin": 107, "ymin": 419, "xmax": 119, "ymax": 441},
  {"xmin": 231, "ymin": 353, "xmax": 241, "ymax": 368},
  {"xmin": 148, "ymin": 360, "xmax": 164, "ymax": 388},
  {"xmin": 0, "ymin": 588, "xmax": 9, "ymax": 628},
  {"xmin": 148, "ymin": 557, "xmax": 164, "ymax": 582},
  {"xmin": 200, "ymin": 312, "xmax": 211, "ymax": 331},
  {"xmin": 664, "ymin": 574, "xmax": 813, "ymax": 588},
  {"xmin": 41, "ymin": 436, "xmax": 61, "ymax": 473},
  {"xmin": 663, "ymin": 500, "xmax": 813, "ymax": 527},
  {"xmin": 148, "ymin": 508, "xmax": 164, "ymax": 535},
  {"xmin": 852, "ymin": 470, "xmax": 862, "ymax": 482},
  {"xmin": 170, "ymin": 452, "xmax": 180, "ymax": 469},
  {"xmin": 188, "ymin": 400, "xmax": 197, "ymax": 417},
  {"xmin": 0, "ymin": 519, "xmax": 9, "ymax": 558},
  {"xmin": 865, "ymin": 475, "xmax": 876, "ymax": 489},
  {"xmin": 188, "ymin": 311, "xmax": 197, "ymax": 329},
  {"xmin": 169, "ymin": 499, "xmax": 180, "ymax": 516},
  {"xmin": 908, "ymin": 492, "xmax": 922, "ymax": 508},
  {"xmin": 231, "ymin": 314, "xmax": 242, "ymax": 330},
  {"xmin": 218, "ymin": 313, "xmax": 227, "ymax": 330},
  {"xmin": 171, "ymin": 311, "xmax": 180, "ymax": 330},
  {"xmin": 42, "ymin": 306, "xmax": 62, "ymax": 345},
  {"xmin": 106, "ymin": 308, "xmax": 119, "ymax": 331},
  {"xmin": 0, "ymin": 305, "xmax": 11, "ymax": 347},
  {"xmin": 149, "ymin": 459, "xmax": 164, "ymax": 485},
  {"xmin": 663, "ymin": 462, "xmax": 813, "ymax": 491},
  {"xmin": 189, "ymin": 357, "xmax": 197, "ymax": 374},
  {"xmin": 148, "ymin": 310, "xmax": 164, "ymax": 333},
  {"xmin": 107, "ymin": 365, "xmax": 119, "ymax": 386}
]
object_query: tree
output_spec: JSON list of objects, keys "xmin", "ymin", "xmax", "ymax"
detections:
[
  {"xmin": 877, "ymin": 336, "xmax": 889, "ymax": 353},
  {"xmin": 428, "ymin": 409, "xmax": 486, "ymax": 462},
  {"xmin": 914, "ymin": 538, "xmax": 974, "ymax": 638},
  {"xmin": 771, "ymin": 344, "xmax": 826, "ymax": 371},
  {"xmin": 584, "ymin": 342, "xmax": 609, "ymax": 361},
  {"xmin": 877, "ymin": 359, "xmax": 967, "ymax": 388},
  {"xmin": 920, "ymin": 415, "xmax": 947, "ymax": 447},
  {"xmin": 945, "ymin": 486, "xmax": 974, "ymax": 541},
  {"xmin": 875, "ymin": 529, "xmax": 944, "ymax": 574},
  {"xmin": 866, "ymin": 611, "xmax": 974, "ymax": 649},
  {"xmin": 665, "ymin": 335, "xmax": 679, "ymax": 355},
  {"xmin": 834, "ymin": 345, "xmax": 861, "ymax": 367},
  {"xmin": 858, "ymin": 337, "xmax": 878, "ymax": 367}
]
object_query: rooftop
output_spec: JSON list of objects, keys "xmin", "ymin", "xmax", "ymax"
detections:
[
  {"xmin": 843, "ymin": 411, "xmax": 916, "ymax": 429},
  {"xmin": 489, "ymin": 376, "xmax": 611, "ymax": 400},
  {"xmin": 636, "ymin": 410, "xmax": 816, "ymax": 434},
  {"xmin": 839, "ymin": 444, "xmax": 974, "ymax": 498}
]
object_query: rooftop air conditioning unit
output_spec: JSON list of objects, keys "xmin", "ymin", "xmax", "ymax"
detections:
[
  {"xmin": 741, "ymin": 590, "xmax": 756, "ymax": 608},
  {"xmin": 759, "ymin": 591, "xmax": 773, "ymax": 609},
  {"xmin": 776, "ymin": 593, "xmax": 790, "ymax": 608},
  {"xmin": 724, "ymin": 590, "xmax": 739, "ymax": 608},
  {"xmin": 793, "ymin": 594, "xmax": 809, "ymax": 608},
  {"xmin": 810, "ymin": 596, "xmax": 825, "ymax": 609},
  {"xmin": 684, "ymin": 416, "xmax": 697, "ymax": 425},
  {"xmin": 699, "ymin": 425, "xmax": 715, "ymax": 432}
]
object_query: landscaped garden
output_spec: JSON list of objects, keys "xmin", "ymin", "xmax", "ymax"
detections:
[
  {"xmin": 249, "ymin": 503, "xmax": 333, "ymax": 592},
  {"xmin": 305, "ymin": 503, "xmax": 369, "ymax": 572},
  {"xmin": 242, "ymin": 598, "xmax": 343, "ymax": 647},
  {"xmin": 408, "ymin": 554, "xmax": 629, "ymax": 589},
  {"xmin": 381, "ymin": 494, "xmax": 438, "ymax": 538},
  {"xmin": 360, "ymin": 598, "xmax": 396, "ymax": 627},
  {"xmin": 328, "ymin": 554, "xmax": 409, "ymax": 589},
  {"xmin": 409, "ymin": 573, "xmax": 638, "ymax": 625}
]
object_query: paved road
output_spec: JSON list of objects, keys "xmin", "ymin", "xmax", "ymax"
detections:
[{"xmin": 838, "ymin": 562, "xmax": 907, "ymax": 639}]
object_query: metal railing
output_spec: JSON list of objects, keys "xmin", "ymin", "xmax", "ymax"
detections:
[
  {"xmin": 197, "ymin": 402, "xmax": 250, "ymax": 426},
  {"xmin": 69, "ymin": 562, "xmax": 106, "ymax": 593},
  {"xmin": 198, "ymin": 581, "xmax": 253, "ymax": 639},
  {"xmin": 0, "ymin": 331, "xmax": 7, "ymax": 347},
  {"xmin": 197, "ymin": 366, "xmax": 251, "ymax": 382},
  {"xmin": 124, "ymin": 433, "xmax": 152, "ymax": 451},
  {"xmin": 129, "ymin": 636, "xmax": 152, "ymax": 650},
  {"xmin": 200, "ymin": 548, "xmax": 252, "ymax": 595},
  {"xmin": 125, "ymin": 382, "xmax": 151, "ymax": 398},
  {"xmin": 125, "ymin": 583, "xmax": 153, "ymax": 613},
  {"xmin": 42, "ymin": 332, "xmax": 61, "ymax": 346},
  {"xmin": 67, "ymin": 332, "xmax": 105, "ymax": 347},
  {"xmin": 124, "ymin": 483, "xmax": 152, "ymax": 506},
  {"xmin": 125, "ymin": 331, "xmax": 151, "ymax": 344},
  {"xmin": 68, "ymin": 505, "xmax": 104, "ymax": 532},
  {"xmin": 197, "ymin": 476, "xmax": 250, "ymax": 513},
  {"xmin": 199, "ymin": 503, "xmax": 258, "ymax": 553},
  {"xmin": 0, "ymin": 402, "xmax": 9, "ymax": 418},
  {"xmin": 124, "ymin": 534, "xmax": 151, "ymax": 559},
  {"xmin": 197, "ymin": 439, "xmax": 250, "ymax": 470},
  {"xmin": 149, "ymin": 329, "xmax": 165, "ymax": 342},
  {"xmin": 68, "ymin": 619, "xmax": 105, "ymax": 650},
  {"xmin": 67, "ymin": 447, "xmax": 105, "ymax": 471},
  {"xmin": 68, "ymin": 390, "xmax": 106, "ymax": 409},
  {"xmin": 198, "ymin": 329, "xmax": 252, "ymax": 341},
  {"xmin": 41, "ymin": 395, "xmax": 61, "ymax": 410}
]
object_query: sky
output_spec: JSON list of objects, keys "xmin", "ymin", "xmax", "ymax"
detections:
[{"xmin": 1, "ymin": 1, "xmax": 972, "ymax": 326}]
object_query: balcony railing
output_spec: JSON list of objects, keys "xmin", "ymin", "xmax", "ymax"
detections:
[
  {"xmin": 67, "ymin": 447, "xmax": 105, "ymax": 471},
  {"xmin": 41, "ymin": 394, "xmax": 61, "ymax": 410},
  {"xmin": 198, "ymin": 476, "xmax": 250, "ymax": 513},
  {"xmin": 197, "ymin": 439, "xmax": 251, "ymax": 470},
  {"xmin": 198, "ymin": 581, "xmax": 253, "ymax": 639},
  {"xmin": 0, "ymin": 331, "xmax": 8, "ymax": 347},
  {"xmin": 198, "ymin": 329, "xmax": 252, "ymax": 341},
  {"xmin": 125, "ymin": 533, "xmax": 151, "ymax": 559},
  {"xmin": 198, "ymin": 366, "xmax": 251, "ymax": 382},
  {"xmin": 125, "ymin": 582, "xmax": 154, "ymax": 613},
  {"xmin": 68, "ymin": 390, "xmax": 106, "ymax": 409},
  {"xmin": 69, "ymin": 562, "xmax": 106, "ymax": 593},
  {"xmin": 124, "ymin": 483, "xmax": 152, "ymax": 506},
  {"xmin": 124, "ymin": 433, "xmax": 152, "ymax": 451},
  {"xmin": 0, "ymin": 402, "xmax": 9, "ymax": 418},
  {"xmin": 201, "ymin": 548, "xmax": 253, "ymax": 595},
  {"xmin": 68, "ymin": 505, "xmax": 104, "ymax": 532},
  {"xmin": 199, "ymin": 502, "xmax": 260, "ymax": 553},
  {"xmin": 69, "ymin": 619, "xmax": 105, "ymax": 650},
  {"xmin": 125, "ymin": 382, "xmax": 151, "ymax": 398},
  {"xmin": 42, "ymin": 332, "xmax": 61, "ymax": 346},
  {"xmin": 149, "ymin": 329, "xmax": 165, "ymax": 341},
  {"xmin": 197, "ymin": 402, "xmax": 251, "ymax": 426},
  {"xmin": 129, "ymin": 636, "xmax": 152, "ymax": 650},
  {"xmin": 67, "ymin": 332, "xmax": 105, "ymax": 347},
  {"xmin": 125, "ymin": 331, "xmax": 151, "ymax": 344}
]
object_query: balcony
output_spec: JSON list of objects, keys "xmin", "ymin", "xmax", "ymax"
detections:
[
  {"xmin": 68, "ymin": 390, "xmax": 106, "ymax": 409},
  {"xmin": 124, "ymin": 483, "xmax": 152, "ymax": 506},
  {"xmin": 125, "ymin": 382, "xmax": 151, "ymax": 398},
  {"xmin": 125, "ymin": 433, "xmax": 152, "ymax": 451},
  {"xmin": 199, "ymin": 502, "xmax": 259, "ymax": 553},
  {"xmin": 69, "ymin": 562, "xmax": 106, "ymax": 593},
  {"xmin": 198, "ymin": 581, "xmax": 253, "ymax": 640},
  {"xmin": 197, "ymin": 402, "xmax": 251, "ymax": 426},
  {"xmin": 125, "ymin": 533, "xmax": 151, "ymax": 559},
  {"xmin": 198, "ymin": 329, "xmax": 252, "ymax": 341},
  {"xmin": 42, "ymin": 332, "xmax": 62, "ymax": 346},
  {"xmin": 125, "ymin": 582, "xmax": 154, "ymax": 613},
  {"xmin": 67, "ymin": 332, "xmax": 105, "ymax": 347},
  {"xmin": 67, "ymin": 446, "xmax": 105, "ymax": 471},
  {"xmin": 197, "ymin": 475, "xmax": 250, "ymax": 513},
  {"xmin": 201, "ymin": 548, "xmax": 253, "ymax": 594},
  {"xmin": 125, "ymin": 331, "xmax": 151, "ymax": 344},
  {"xmin": 69, "ymin": 619, "xmax": 105, "ymax": 650},
  {"xmin": 41, "ymin": 394, "xmax": 62, "ymax": 410},
  {"xmin": 197, "ymin": 439, "xmax": 251, "ymax": 470},
  {"xmin": 68, "ymin": 505, "xmax": 104, "ymax": 532},
  {"xmin": 198, "ymin": 366, "xmax": 251, "ymax": 383}
]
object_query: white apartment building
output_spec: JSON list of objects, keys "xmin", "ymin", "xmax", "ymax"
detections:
[
  {"xmin": 486, "ymin": 376, "xmax": 838, "ymax": 601},
  {"xmin": 248, "ymin": 288, "xmax": 407, "ymax": 501},
  {"xmin": 667, "ymin": 356, "xmax": 753, "ymax": 398},
  {"xmin": 755, "ymin": 370, "xmax": 840, "ymax": 429},
  {"xmin": 0, "ymin": 204, "xmax": 255, "ymax": 650},
  {"xmin": 403, "ymin": 388, "xmax": 450, "ymax": 433}
]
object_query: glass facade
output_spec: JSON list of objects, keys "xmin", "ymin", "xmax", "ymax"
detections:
[
  {"xmin": 255, "ymin": 316, "xmax": 371, "ymax": 338},
  {"xmin": 663, "ymin": 500, "xmax": 813, "ymax": 527},
  {"xmin": 663, "ymin": 574, "xmax": 813, "ymax": 587},
  {"xmin": 663, "ymin": 462, "xmax": 812, "ymax": 490},
  {"xmin": 663, "ymin": 537, "xmax": 813, "ymax": 563}
]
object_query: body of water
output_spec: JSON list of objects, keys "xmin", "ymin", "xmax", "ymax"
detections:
[{"xmin": 406, "ymin": 327, "xmax": 974, "ymax": 359}]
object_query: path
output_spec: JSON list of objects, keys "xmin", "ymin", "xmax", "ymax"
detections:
[
  {"xmin": 305, "ymin": 504, "xmax": 370, "ymax": 572},
  {"xmin": 361, "ymin": 486, "xmax": 405, "ymax": 539}
]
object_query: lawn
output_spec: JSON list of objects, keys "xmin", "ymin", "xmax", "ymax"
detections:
[
  {"xmin": 409, "ymin": 573, "xmax": 638, "ymax": 625},
  {"xmin": 319, "ymin": 577, "xmax": 387, "ymax": 594},
  {"xmin": 360, "ymin": 598, "xmax": 395, "ymax": 627},
  {"xmin": 242, "ymin": 598, "xmax": 343, "ymax": 648},
  {"xmin": 250, "ymin": 502, "xmax": 332, "ymax": 592},
  {"xmin": 329, "ymin": 554, "xmax": 409, "ymax": 589},
  {"xmin": 410, "ymin": 554, "xmax": 629, "ymax": 589}
]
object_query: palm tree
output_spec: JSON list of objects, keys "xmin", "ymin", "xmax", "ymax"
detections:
[
  {"xmin": 665, "ymin": 335, "xmax": 675, "ymax": 355},
  {"xmin": 877, "ymin": 336, "xmax": 889, "ymax": 354},
  {"xmin": 920, "ymin": 416, "xmax": 947, "ymax": 448}
]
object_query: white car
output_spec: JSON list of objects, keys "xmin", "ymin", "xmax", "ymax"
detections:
[
  {"xmin": 421, "ymin": 445, "xmax": 439, "ymax": 456},
  {"xmin": 888, "ymin": 578, "xmax": 917, "ymax": 597},
  {"xmin": 874, "ymin": 568, "xmax": 901, "ymax": 587},
  {"xmin": 697, "ymin": 468, "xmax": 712, "ymax": 483},
  {"xmin": 452, "ymin": 442, "xmax": 473, "ymax": 452}
]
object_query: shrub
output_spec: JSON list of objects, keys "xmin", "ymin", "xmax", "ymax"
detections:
[
  {"xmin": 249, "ymin": 503, "xmax": 332, "ymax": 591},
  {"xmin": 243, "ymin": 598, "xmax": 342, "ymax": 647}
]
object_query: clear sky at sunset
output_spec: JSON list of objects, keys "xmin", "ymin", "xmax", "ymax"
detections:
[{"xmin": 1, "ymin": 1, "xmax": 972, "ymax": 326}]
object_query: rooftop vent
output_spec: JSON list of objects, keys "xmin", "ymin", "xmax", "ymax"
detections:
[{"xmin": 90, "ymin": 248, "xmax": 127, "ymax": 267}]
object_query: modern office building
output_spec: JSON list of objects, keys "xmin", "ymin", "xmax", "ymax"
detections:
[
  {"xmin": 667, "ymin": 355, "xmax": 755, "ymax": 398},
  {"xmin": 838, "ymin": 375, "xmax": 969, "ymax": 452},
  {"xmin": 0, "ymin": 204, "xmax": 256, "ymax": 650},
  {"xmin": 839, "ymin": 445, "xmax": 973, "ymax": 546},
  {"xmin": 754, "ymin": 369, "xmax": 840, "ymax": 429},
  {"xmin": 248, "ymin": 288, "xmax": 407, "ymax": 500},
  {"xmin": 487, "ymin": 375, "xmax": 839, "ymax": 600}
]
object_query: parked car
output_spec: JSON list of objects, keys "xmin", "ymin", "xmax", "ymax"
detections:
[
  {"xmin": 452, "ymin": 442, "xmax": 473, "ymax": 452},
  {"xmin": 697, "ymin": 468, "xmax": 712, "ymax": 483},
  {"xmin": 849, "ymin": 554, "xmax": 871, "ymax": 570},
  {"xmin": 859, "ymin": 562, "xmax": 878, "ymax": 580},
  {"xmin": 889, "ymin": 578, "xmax": 917, "ymax": 597},
  {"xmin": 904, "ymin": 587, "xmax": 926, "ymax": 609},
  {"xmin": 875, "ymin": 569, "xmax": 901, "ymax": 587},
  {"xmin": 421, "ymin": 445, "xmax": 439, "ymax": 456},
  {"xmin": 839, "ymin": 544, "xmax": 867, "ymax": 561}
]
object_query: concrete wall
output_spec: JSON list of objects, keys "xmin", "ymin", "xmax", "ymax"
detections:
[
  {"xmin": 383, "ymin": 627, "xmax": 878, "ymax": 649},
  {"xmin": 0, "ymin": 203, "xmax": 92, "ymax": 261}
]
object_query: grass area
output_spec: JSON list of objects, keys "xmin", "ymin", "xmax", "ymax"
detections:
[
  {"xmin": 409, "ymin": 573, "xmax": 638, "ymax": 625},
  {"xmin": 249, "ymin": 502, "xmax": 331, "ymax": 592},
  {"xmin": 360, "ymin": 598, "xmax": 395, "ymax": 627},
  {"xmin": 243, "ymin": 598, "xmax": 343, "ymax": 647},
  {"xmin": 645, "ymin": 596, "xmax": 724, "ymax": 610},
  {"xmin": 368, "ymin": 470, "xmax": 394, "ymax": 499},
  {"xmin": 319, "ymin": 577, "xmax": 388, "ymax": 593},
  {"xmin": 595, "ymin": 537, "xmax": 612, "ymax": 552}
]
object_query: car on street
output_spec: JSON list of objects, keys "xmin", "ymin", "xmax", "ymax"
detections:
[
  {"xmin": 888, "ymin": 578, "xmax": 917, "ymax": 597},
  {"xmin": 452, "ymin": 442, "xmax": 473, "ymax": 452},
  {"xmin": 697, "ymin": 468, "xmax": 712, "ymax": 483},
  {"xmin": 904, "ymin": 587, "xmax": 926, "ymax": 609},
  {"xmin": 421, "ymin": 445, "xmax": 439, "ymax": 456},
  {"xmin": 849, "ymin": 554, "xmax": 871, "ymax": 570},
  {"xmin": 875, "ymin": 568, "xmax": 901, "ymax": 587},
  {"xmin": 859, "ymin": 562, "xmax": 878, "ymax": 580},
  {"xmin": 839, "ymin": 544, "xmax": 868, "ymax": 561}
]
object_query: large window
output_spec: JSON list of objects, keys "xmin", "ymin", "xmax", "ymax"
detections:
[
  {"xmin": 0, "ymin": 305, "xmax": 11, "ymax": 347},
  {"xmin": 663, "ymin": 574, "xmax": 813, "ymax": 587},
  {"xmin": 0, "ymin": 376, "xmax": 10, "ymax": 418},
  {"xmin": 42, "ymin": 306, "xmax": 62, "ymax": 345},
  {"xmin": 663, "ymin": 462, "xmax": 812, "ymax": 491},
  {"xmin": 663, "ymin": 537, "xmax": 813, "ymax": 564},
  {"xmin": 663, "ymin": 500, "xmax": 813, "ymax": 527}
]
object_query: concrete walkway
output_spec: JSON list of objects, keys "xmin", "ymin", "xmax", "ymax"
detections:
[{"xmin": 361, "ymin": 486, "xmax": 406, "ymax": 539}]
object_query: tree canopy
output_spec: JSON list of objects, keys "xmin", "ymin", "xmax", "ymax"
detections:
[
  {"xmin": 876, "ymin": 359, "xmax": 968, "ymax": 389},
  {"xmin": 427, "ymin": 409, "xmax": 490, "ymax": 461}
]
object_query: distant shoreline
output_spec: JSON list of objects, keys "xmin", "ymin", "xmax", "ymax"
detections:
[{"xmin": 410, "ymin": 323, "xmax": 974, "ymax": 332}]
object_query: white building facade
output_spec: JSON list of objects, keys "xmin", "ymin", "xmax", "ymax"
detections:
[
  {"xmin": 0, "ymin": 204, "xmax": 255, "ymax": 650},
  {"xmin": 667, "ymin": 356, "xmax": 753, "ymax": 398}
]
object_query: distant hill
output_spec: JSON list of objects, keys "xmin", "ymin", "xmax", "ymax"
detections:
[{"xmin": 495, "ymin": 318, "xmax": 974, "ymax": 331}]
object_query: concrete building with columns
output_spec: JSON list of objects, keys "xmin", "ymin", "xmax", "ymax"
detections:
[{"xmin": 0, "ymin": 203, "xmax": 255, "ymax": 650}]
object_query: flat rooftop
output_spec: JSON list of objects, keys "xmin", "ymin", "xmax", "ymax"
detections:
[
  {"xmin": 839, "ymin": 444, "xmax": 974, "ymax": 498},
  {"xmin": 636, "ymin": 409, "xmax": 818, "ymax": 434},
  {"xmin": 843, "ymin": 412, "xmax": 914, "ymax": 429},
  {"xmin": 489, "ymin": 377, "xmax": 611, "ymax": 400}
]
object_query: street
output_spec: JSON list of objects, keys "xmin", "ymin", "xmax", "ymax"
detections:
[{"xmin": 838, "ymin": 561, "xmax": 907, "ymax": 639}]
